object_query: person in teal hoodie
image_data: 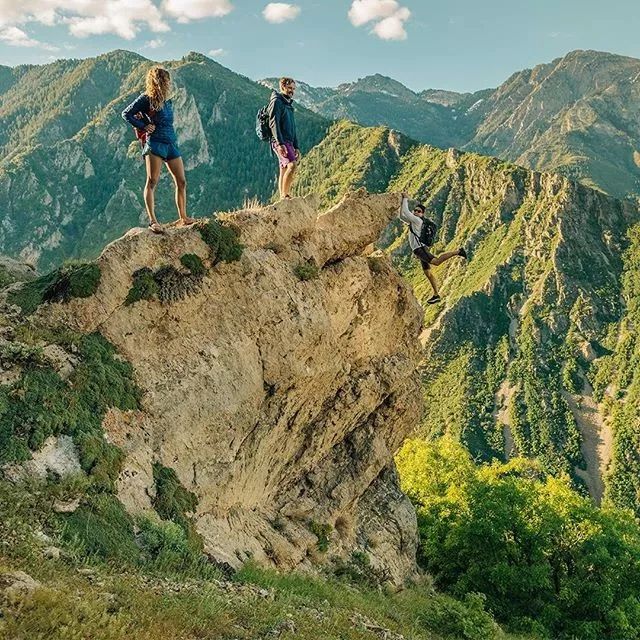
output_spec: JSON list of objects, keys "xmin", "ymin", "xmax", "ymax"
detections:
[
  {"xmin": 122, "ymin": 66, "xmax": 196, "ymax": 233},
  {"xmin": 268, "ymin": 77, "xmax": 300, "ymax": 200}
]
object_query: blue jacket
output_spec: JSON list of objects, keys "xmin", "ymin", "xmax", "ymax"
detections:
[
  {"xmin": 122, "ymin": 93, "xmax": 177, "ymax": 144},
  {"xmin": 268, "ymin": 91, "xmax": 298, "ymax": 148}
]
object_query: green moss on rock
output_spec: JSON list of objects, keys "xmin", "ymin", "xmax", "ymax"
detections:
[
  {"xmin": 152, "ymin": 463, "xmax": 201, "ymax": 550},
  {"xmin": 125, "ymin": 262, "xmax": 204, "ymax": 306},
  {"xmin": 8, "ymin": 262, "xmax": 101, "ymax": 315},
  {"xmin": 154, "ymin": 265, "xmax": 202, "ymax": 304},
  {"xmin": 125, "ymin": 268, "xmax": 159, "ymax": 306},
  {"xmin": 0, "ymin": 331, "xmax": 140, "ymax": 492},
  {"xmin": 180, "ymin": 253, "xmax": 206, "ymax": 277},
  {"xmin": 309, "ymin": 521, "xmax": 332, "ymax": 552},
  {"xmin": 293, "ymin": 261, "xmax": 320, "ymax": 281}
]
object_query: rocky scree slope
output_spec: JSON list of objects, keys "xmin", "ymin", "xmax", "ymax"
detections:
[{"xmin": 5, "ymin": 191, "xmax": 424, "ymax": 583}]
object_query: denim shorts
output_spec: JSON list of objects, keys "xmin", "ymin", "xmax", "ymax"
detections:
[{"xmin": 142, "ymin": 139, "xmax": 181, "ymax": 162}]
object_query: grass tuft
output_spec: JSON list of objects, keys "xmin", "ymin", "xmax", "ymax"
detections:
[
  {"xmin": 199, "ymin": 219, "xmax": 244, "ymax": 264},
  {"xmin": 308, "ymin": 521, "xmax": 332, "ymax": 553},
  {"xmin": 125, "ymin": 262, "xmax": 205, "ymax": 306},
  {"xmin": 180, "ymin": 254, "xmax": 206, "ymax": 277},
  {"xmin": 293, "ymin": 261, "xmax": 320, "ymax": 281},
  {"xmin": 125, "ymin": 268, "xmax": 158, "ymax": 306}
]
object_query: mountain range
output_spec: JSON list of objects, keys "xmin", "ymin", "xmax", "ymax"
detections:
[
  {"xmin": 0, "ymin": 49, "xmax": 639, "ymax": 270},
  {"xmin": 1, "ymin": 48, "xmax": 639, "ymax": 513},
  {"xmin": 291, "ymin": 119, "xmax": 640, "ymax": 509},
  {"xmin": 0, "ymin": 50, "xmax": 327, "ymax": 269},
  {"xmin": 264, "ymin": 49, "xmax": 640, "ymax": 201}
]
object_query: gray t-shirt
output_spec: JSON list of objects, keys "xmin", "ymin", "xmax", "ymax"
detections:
[{"xmin": 399, "ymin": 198, "xmax": 424, "ymax": 251}]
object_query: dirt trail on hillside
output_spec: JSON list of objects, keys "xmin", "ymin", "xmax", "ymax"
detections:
[
  {"xmin": 564, "ymin": 382, "xmax": 612, "ymax": 504},
  {"xmin": 493, "ymin": 379, "xmax": 518, "ymax": 459}
]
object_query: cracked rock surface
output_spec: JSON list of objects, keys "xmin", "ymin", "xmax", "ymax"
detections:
[{"xmin": 46, "ymin": 191, "xmax": 424, "ymax": 584}]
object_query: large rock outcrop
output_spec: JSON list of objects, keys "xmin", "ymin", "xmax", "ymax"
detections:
[{"xmin": 49, "ymin": 191, "xmax": 424, "ymax": 583}]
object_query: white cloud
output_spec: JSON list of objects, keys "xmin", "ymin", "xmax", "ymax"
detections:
[
  {"xmin": 0, "ymin": 0, "xmax": 233, "ymax": 40},
  {"xmin": 348, "ymin": 0, "xmax": 398, "ymax": 26},
  {"xmin": 163, "ymin": 0, "xmax": 233, "ymax": 23},
  {"xmin": 0, "ymin": 26, "xmax": 58, "ymax": 50},
  {"xmin": 144, "ymin": 38, "xmax": 165, "ymax": 49},
  {"xmin": 208, "ymin": 48, "xmax": 227, "ymax": 57},
  {"xmin": 348, "ymin": 0, "xmax": 410, "ymax": 40},
  {"xmin": 372, "ymin": 7, "xmax": 410, "ymax": 40},
  {"xmin": 263, "ymin": 3, "xmax": 301, "ymax": 24},
  {"xmin": 0, "ymin": 1, "xmax": 169, "ymax": 39},
  {"xmin": 65, "ymin": 1, "xmax": 169, "ymax": 39}
]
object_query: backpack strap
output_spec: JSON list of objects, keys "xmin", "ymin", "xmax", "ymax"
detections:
[{"xmin": 408, "ymin": 221, "xmax": 424, "ymax": 246}]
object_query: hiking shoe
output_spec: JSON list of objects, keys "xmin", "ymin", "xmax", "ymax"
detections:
[
  {"xmin": 459, "ymin": 247, "xmax": 468, "ymax": 259},
  {"xmin": 427, "ymin": 295, "xmax": 441, "ymax": 305}
]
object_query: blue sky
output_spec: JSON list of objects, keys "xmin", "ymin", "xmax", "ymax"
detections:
[{"xmin": 0, "ymin": 0, "xmax": 639, "ymax": 91}]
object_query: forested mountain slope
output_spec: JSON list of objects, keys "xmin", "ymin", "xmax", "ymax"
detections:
[
  {"xmin": 295, "ymin": 120, "xmax": 640, "ymax": 508},
  {"xmin": 0, "ymin": 51, "xmax": 328, "ymax": 270}
]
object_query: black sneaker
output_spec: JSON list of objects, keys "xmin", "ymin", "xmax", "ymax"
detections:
[
  {"xmin": 459, "ymin": 247, "xmax": 467, "ymax": 259},
  {"xmin": 427, "ymin": 295, "xmax": 441, "ymax": 305}
]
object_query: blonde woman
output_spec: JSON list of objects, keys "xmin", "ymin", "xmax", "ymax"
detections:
[{"xmin": 122, "ymin": 67, "xmax": 196, "ymax": 232}]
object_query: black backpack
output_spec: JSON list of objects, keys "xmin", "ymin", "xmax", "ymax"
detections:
[
  {"xmin": 419, "ymin": 218, "xmax": 437, "ymax": 247},
  {"xmin": 256, "ymin": 106, "xmax": 271, "ymax": 142}
]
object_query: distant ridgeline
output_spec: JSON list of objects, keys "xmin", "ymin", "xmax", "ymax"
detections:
[
  {"xmin": 266, "ymin": 49, "xmax": 640, "ymax": 201},
  {"xmin": 2, "ymin": 48, "xmax": 640, "ymax": 271}
]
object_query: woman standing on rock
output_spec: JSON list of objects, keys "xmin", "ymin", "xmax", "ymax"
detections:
[{"xmin": 122, "ymin": 66, "xmax": 196, "ymax": 233}]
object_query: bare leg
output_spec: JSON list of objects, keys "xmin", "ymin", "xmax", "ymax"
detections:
[
  {"xmin": 282, "ymin": 161, "xmax": 297, "ymax": 198},
  {"xmin": 431, "ymin": 249, "xmax": 462, "ymax": 266},
  {"xmin": 278, "ymin": 166, "xmax": 286, "ymax": 199},
  {"xmin": 424, "ymin": 267, "xmax": 439, "ymax": 296},
  {"xmin": 144, "ymin": 154, "xmax": 163, "ymax": 224},
  {"xmin": 166, "ymin": 156, "xmax": 194, "ymax": 225}
]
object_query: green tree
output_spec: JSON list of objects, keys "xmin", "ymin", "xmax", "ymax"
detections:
[{"xmin": 397, "ymin": 437, "xmax": 640, "ymax": 639}]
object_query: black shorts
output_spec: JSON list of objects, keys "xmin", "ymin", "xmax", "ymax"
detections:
[{"xmin": 413, "ymin": 246, "xmax": 435, "ymax": 268}]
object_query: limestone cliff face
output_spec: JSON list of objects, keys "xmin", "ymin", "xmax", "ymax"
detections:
[{"xmin": 51, "ymin": 191, "xmax": 423, "ymax": 583}]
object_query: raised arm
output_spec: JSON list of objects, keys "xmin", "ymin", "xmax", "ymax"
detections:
[
  {"xmin": 122, "ymin": 93, "xmax": 150, "ymax": 130},
  {"xmin": 399, "ymin": 194, "xmax": 422, "ymax": 225}
]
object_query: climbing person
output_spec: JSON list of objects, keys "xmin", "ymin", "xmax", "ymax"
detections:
[
  {"xmin": 268, "ymin": 77, "xmax": 300, "ymax": 200},
  {"xmin": 122, "ymin": 66, "xmax": 196, "ymax": 233},
  {"xmin": 400, "ymin": 193, "xmax": 467, "ymax": 304}
]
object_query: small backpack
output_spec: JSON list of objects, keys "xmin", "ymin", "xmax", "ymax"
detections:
[
  {"xmin": 418, "ymin": 218, "xmax": 437, "ymax": 247},
  {"xmin": 133, "ymin": 109, "xmax": 155, "ymax": 147},
  {"xmin": 256, "ymin": 106, "xmax": 271, "ymax": 142}
]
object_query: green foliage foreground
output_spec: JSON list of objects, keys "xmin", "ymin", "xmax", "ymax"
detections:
[
  {"xmin": 397, "ymin": 437, "xmax": 640, "ymax": 639},
  {"xmin": 0, "ymin": 476, "xmax": 518, "ymax": 640}
]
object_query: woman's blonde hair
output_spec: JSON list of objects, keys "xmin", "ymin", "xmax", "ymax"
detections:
[{"xmin": 145, "ymin": 66, "xmax": 171, "ymax": 110}]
